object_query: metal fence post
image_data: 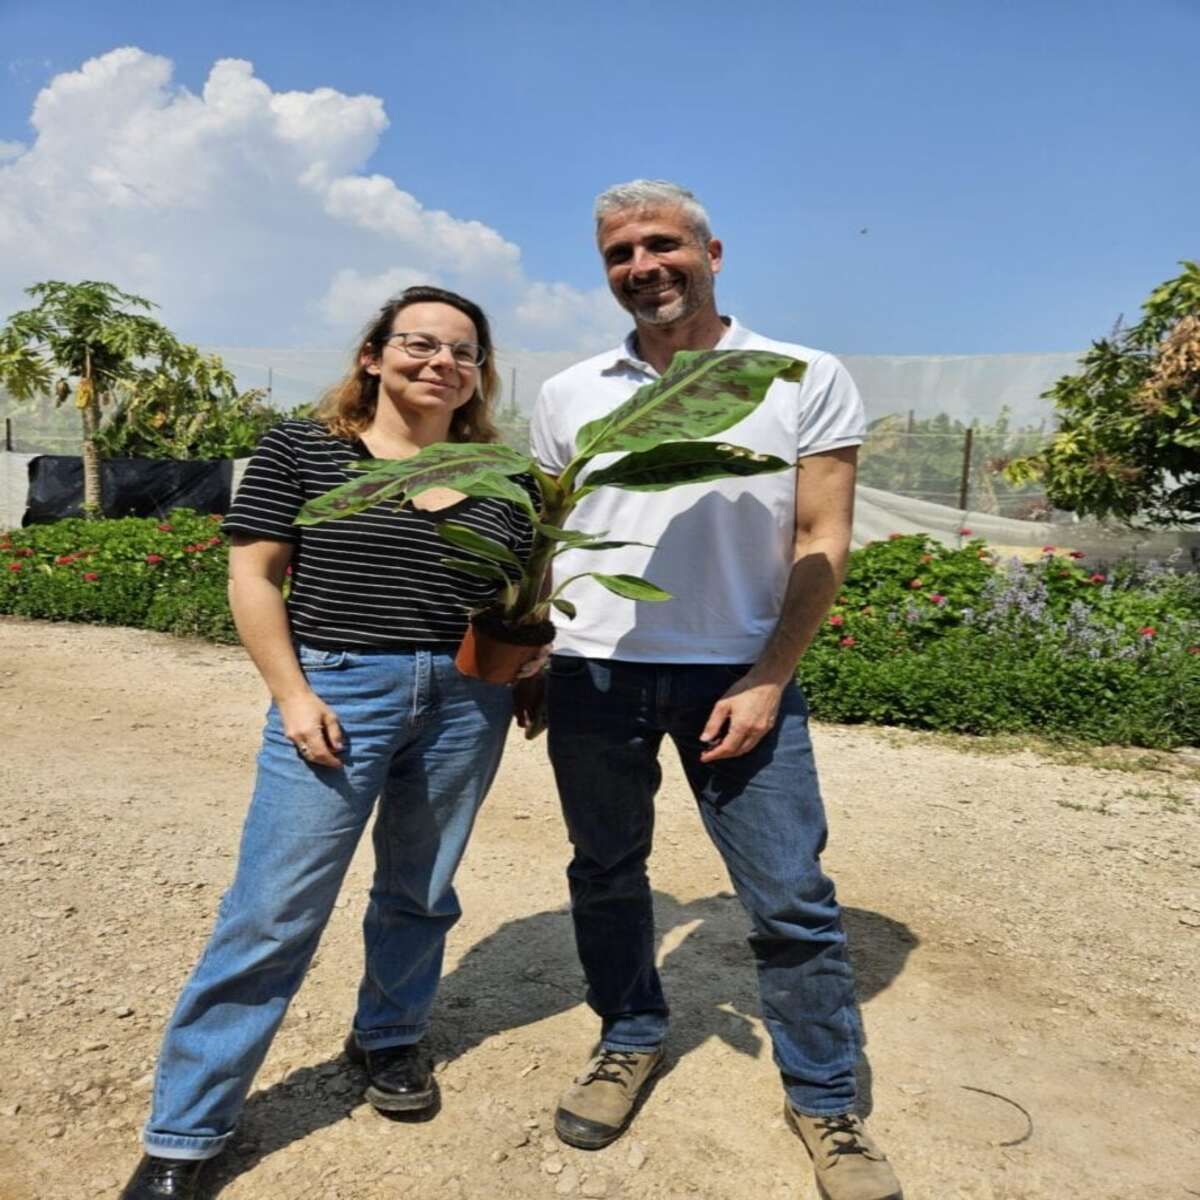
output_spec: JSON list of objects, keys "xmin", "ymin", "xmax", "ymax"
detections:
[{"xmin": 958, "ymin": 426, "xmax": 974, "ymax": 511}]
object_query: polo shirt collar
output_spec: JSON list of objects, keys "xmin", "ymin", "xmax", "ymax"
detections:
[{"xmin": 606, "ymin": 315, "xmax": 746, "ymax": 376}]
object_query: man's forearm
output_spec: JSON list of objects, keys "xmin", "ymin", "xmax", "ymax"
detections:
[{"xmin": 749, "ymin": 534, "xmax": 849, "ymax": 685}]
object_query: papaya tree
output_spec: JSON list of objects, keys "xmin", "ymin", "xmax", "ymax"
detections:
[
  {"xmin": 1006, "ymin": 260, "xmax": 1200, "ymax": 526},
  {"xmin": 0, "ymin": 281, "xmax": 229, "ymax": 515}
]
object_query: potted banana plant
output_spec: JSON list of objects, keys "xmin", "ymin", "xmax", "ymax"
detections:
[{"xmin": 297, "ymin": 348, "xmax": 804, "ymax": 683}]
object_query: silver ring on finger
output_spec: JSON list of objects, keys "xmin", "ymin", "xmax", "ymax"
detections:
[{"xmin": 297, "ymin": 742, "xmax": 311, "ymax": 756}]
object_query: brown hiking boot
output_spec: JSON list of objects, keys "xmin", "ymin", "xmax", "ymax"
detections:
[
  {"xmin": 554, "ymin": 1047, "xmax": 665, "ymax": 1149},
  {"xmin": 785, "ymin": 1103, "xmax": 903, "ymax": 1200}
]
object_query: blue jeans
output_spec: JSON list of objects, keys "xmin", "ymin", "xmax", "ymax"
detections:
[
  {"xmin": 546, "ymin": 657, "xmax": 860, "ymax": 1116},
  {"xmin": 142, "ymin": 646, "xmax": 512, "ymax": 1160}
]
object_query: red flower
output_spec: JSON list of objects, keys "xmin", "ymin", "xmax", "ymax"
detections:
[
  {"xmin": 14, "ymin": 546, "xmax": 33, "ymax": 557},
  {"xmin": 7, "ymin": 562, "xmax": 22, "ymax": 572},
  {"xmin": 157, "ymin": 522, "xmax": 173, "ymax": 532},
  {"xmin": 829, "ymin": 614, "xmax": 845, "ymax": 627},
  {"xmin": 1089, "ymin": 573, "xmax": 1106, "ymax": 584},
  {"xmin": 959, "ymin": 527, "xmax": 973, "ymax": 536},
  {"xmin": 285, "ymin": 564, "xmax": 293, "ymax": 576},
  {"xmin": 909, "ymin": 578, "xmax": 923, "ymax": 589},
  {"xmin": 1068, "ymin": 550, "xmax": 1085, "ymax": 559},
  {"xmin": 839, "ymin": 636, "xmax": 856, "ymax": 648},
  {"xmin": 82, "ymin": 571, "xmax": 99, "ymax": 582},
  {"xmin": 1041, "ymin": 545, "xmax": 1056, "ymax": 553},
  {"xmin": 54, "ymin": 554, "xmax": 76, "ymax": 565},
  {"xmin": 145, "ymin": 553, "xmax": 163, "ymax": 565},
  {"xmin": 929, "ymin": 593, "xmax": 946, "ymax": 605},
  {"xmin": 206, "ymin": 536, "xmax": 222, "ymax": 548},
  {"xmin": 183, "ymin": 543, "xmax": 199, "ymax": 553},
  {"xmin": 1138, "ymin": 626, "xmax": 1156, "ymax": 638},
  {"xmin": 919, "ymin": 553, "xmax": 933, "ymax": 564}
]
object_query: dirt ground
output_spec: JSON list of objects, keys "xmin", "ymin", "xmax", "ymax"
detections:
[{"xmin": 1, "ymin": 618, "xmax": 1198, "ymax": 1200}]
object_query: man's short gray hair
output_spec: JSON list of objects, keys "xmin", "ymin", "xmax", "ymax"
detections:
[{"xmin": 594, "ymin": 180, "xmax": 713, "ymax": 244}]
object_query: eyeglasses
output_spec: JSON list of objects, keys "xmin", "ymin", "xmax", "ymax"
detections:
[{"xmin": 383, "ymin": 331, "xmax": 487, "ymax": 367}]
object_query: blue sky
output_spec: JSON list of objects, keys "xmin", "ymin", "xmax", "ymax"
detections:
[{"xmin": 1, "ymin": 0, "xmax": 1197, "ymax": 356}]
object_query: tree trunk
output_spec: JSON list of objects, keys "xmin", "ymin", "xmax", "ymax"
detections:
[{"xmin": 78, "ymin": 368, "xmax": 103, "ymax": 517}]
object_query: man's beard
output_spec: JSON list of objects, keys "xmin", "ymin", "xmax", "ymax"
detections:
[{"xmin": 624, "ymin": 271, "xmax": 713, "ymax": 326}]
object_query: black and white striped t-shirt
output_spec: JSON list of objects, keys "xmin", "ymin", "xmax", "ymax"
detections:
[{"xmin": 222, "ymin": 420, "xmax": 535, "ymax": 649}]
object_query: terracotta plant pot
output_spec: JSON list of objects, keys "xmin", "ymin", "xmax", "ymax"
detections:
[{"xmin": 455, "ymin": 611, "xmax": 555, "ymax": 685}]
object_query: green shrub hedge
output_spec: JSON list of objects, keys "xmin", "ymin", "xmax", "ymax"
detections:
[
  {"xmin": 798, "ymin": 534, "xmax": 1200, "ymax": 748},
  {"xmin": 2, "ymin": 519, "xmax": 1197, "ymax": 747},
  {"xmin": 0, "ymin": 510, "xmax": 237, "ymax": 643}
]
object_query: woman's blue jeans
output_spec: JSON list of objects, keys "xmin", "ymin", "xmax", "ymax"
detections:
[
  {"xmin": 546, "ymin": 657, "xmax": 861, "ymax": 1116},
  {"xmin": 142, "ymin": 645, "xmax": 512, "ymax": 1160}
]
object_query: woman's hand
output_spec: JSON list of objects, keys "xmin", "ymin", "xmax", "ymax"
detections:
[
  {"xmin": 278, "ymin": 691, "xmax": 345, "ymax": 768},
  {"xmin": 515, "ymin": 644, "xmax": 552, "ymax": 680},
  {"xmin": 228, "ymin": 536, "xmax": 346, "ymax": 769}
]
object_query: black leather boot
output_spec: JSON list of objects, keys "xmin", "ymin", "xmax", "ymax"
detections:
[
  {"xmin": 120, "ymin": 1154, "xmax": 206, "ymax": 1199},
  {"xmin": 344, "ymin": 1033, "xmax": 435, "ymax": 1112}
]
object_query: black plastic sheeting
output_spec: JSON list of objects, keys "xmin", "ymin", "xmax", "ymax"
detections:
[{"xmin": 23, "ymin": 456, "xmax": 233, "ymax": 525}]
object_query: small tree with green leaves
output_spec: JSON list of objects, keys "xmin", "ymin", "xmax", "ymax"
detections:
[
  {"xmin": 93, "ymin": 343, "xmax": 275, "ymax": 461},
  {"xmin": 1006, "ymin": 260, "xmax": 1200, "ymax": 526},
  {"xmin": 0, "ymin": 280, "xmax": 266, "ymax": 514}
]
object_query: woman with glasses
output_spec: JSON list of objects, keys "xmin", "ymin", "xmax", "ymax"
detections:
[{"xmin": 122, "ymin": 286, "xmax": 535, "ymax": 1200}]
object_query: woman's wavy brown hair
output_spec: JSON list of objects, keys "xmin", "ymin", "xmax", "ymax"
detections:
[{"xmin": 315, "ymin": 285, "xmax": 500, "ymax": 443}]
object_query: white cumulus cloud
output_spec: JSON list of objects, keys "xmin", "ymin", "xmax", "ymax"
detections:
[
  {"xmin": 0, "ymin": 47, "xmax": 625, "ymax": 355},
  {"xmin": 319, "ymin": 266, "xmax": 438, "ymax": 327}
]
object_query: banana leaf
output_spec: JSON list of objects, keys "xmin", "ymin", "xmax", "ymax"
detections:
[
  {"xmin": 297, "ymin": 443, "xmax": 530, "ymax": 524},
  {"xmin": 589, "ymin": 573, "xmax": 673, "ymax": 601},
  {"xmin": 436, "ymin": 521, "xmax": 522, "ymax": 568},
  {"xmin": 443, "ymin": 558, "xmax": 515, "ymax": 585},
  {"xmin": 582, "ymin": 440, "xmax": 789, "ymax": 492},
  {"xmin": 574, "ymin": 349, "xmax": 805, "ymax": 460},
  {"xmin": 532, "ymin": 519, "xmax": 607, "ymax": 544}
]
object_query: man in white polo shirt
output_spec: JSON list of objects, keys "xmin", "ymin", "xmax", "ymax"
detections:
[{"xmin": 526, "ymin": 180, "xmax": 901, "ymax": 1200}]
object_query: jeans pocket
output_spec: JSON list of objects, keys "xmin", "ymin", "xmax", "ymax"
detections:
[
  {"xmin": 296, "ymin": 643, "xmax": 348, "ymax": 671},
  {"xmin": 548, "ymin": 654, "xmax": 589, "ymax": 678}
]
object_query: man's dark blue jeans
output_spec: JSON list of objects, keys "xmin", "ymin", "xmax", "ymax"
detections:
[{"xmin": 546, "ymin": 655, "xmax": 861, "ymax": 1116}]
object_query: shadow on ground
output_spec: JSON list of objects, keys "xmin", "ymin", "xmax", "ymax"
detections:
[{"xmin": 206, "ymin": 893, "xmax": 916, "ymax": 1194}]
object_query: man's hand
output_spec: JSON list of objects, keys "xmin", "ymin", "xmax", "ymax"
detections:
[
  {"xmin": 699, "ymin": 673, "xmax": 784, "ymax": 762},
  {"xmin": 513, "ymin": 671, "xmax": 547, "ymax": 740},
  {"xmin": 278, "ymin": 691, "xmax": 345, "ymax": 768}
]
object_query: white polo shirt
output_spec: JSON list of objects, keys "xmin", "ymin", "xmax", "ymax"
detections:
[{"xmin": 530, "ymin": 317, "xmax": 865, "ymax": 663}]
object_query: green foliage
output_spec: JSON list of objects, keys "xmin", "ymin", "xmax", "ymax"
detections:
[
  {"xmin": 0, "ymin": 280, "xmax": 274, "ymax": 517},
  {"xmin": 300, "ymin": 349, "xmax": 798, "ymax": 627},
  {"xmin": 798, "ymin": 624, "xmax": 1198, "ymax": 749},
  {"xmin": 92, "ymin": 344, "xmax": 278, "ymax": 459},
  {"xmin": 572, "ymin": 349, "xmax": 804, "ymax": 458},
  {"xmin": 860, "ymin": 409, "xmax": 1048, "ymax": 516},
  {"xmin": 0, "ymin": 281, "xmax": 169, "ymax": 401},
  {"xmin": 3, "ymin": 515, "xmax": 1195, "ymax": 747},
  {"xmin": 1006, "ymin": 260, "xmax": 1200, "ymax": 526},
  {"xmin": 0, "ymin": 510, "xmax": 236, "ymax": 642},
  {"xmin": 803, "ymin": 534, "xmax": 1200, "ymax": 748}
]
